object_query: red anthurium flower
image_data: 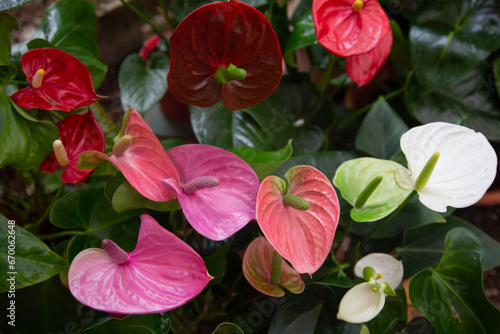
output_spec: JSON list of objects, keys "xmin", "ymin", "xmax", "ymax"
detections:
[
  {"xmin": 39, "ymin": 111, "xmax": 104, "ymax": 184},
  {"xmin": 243, "ymin": 236, "xmax": 305, "ymax": 297},
  {"xmin": 79, "ymin": 108, "xmax": 178, "ymax": 202},
  {"xmin": 68, "ymin": 214, "xmax": 212, "ymax": 314},
  {"xmin": 312, "ymin": 0, "xmax": 391, "ymax": 57},
  {"xmin": 167, "ymin": 0, "xmax": 282, "ymax": 111},
  {"xmin": 256, "ymin": 166, "xmax": 340, "ymax": 275},
  {"xmin": 345, "ymin": 30, "xmax": 393, "ymax": 86},
  {"xmin": 11, "ymin": 48, "xmax": 103, "ymax": 112},
  {"xmin": 161, "ymin": 144, "xmax": 260, "ymax": 241}
]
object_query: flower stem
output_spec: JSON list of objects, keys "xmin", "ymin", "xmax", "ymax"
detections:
[
  {"xmin": 38, "ymin": 230, "xmax": 85, "ymax": 240},
  {"xmin": 316, "ymin": 55, "xmax": 336, "ymax": 96}
]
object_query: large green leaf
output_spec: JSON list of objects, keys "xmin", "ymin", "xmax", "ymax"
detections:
[
  {"xmin": 0, "ymin": 13, "xmax": 18, "ymax": 66},
  {"xmin": 410, "ymin": 0, "xmax": 500, "ymax": 92},
  {"xmin": 0, "ymin": 216, "xmax": 67, "ymax": 292},
  {"xmin": 284, "ymin": 11, "xmax": 317, "ymax": 57},
  {"xmin": 396, "ymin": 215, "xmax": 500, "ymax": 277},
  {"xmin": 409, "ymin": 228, "xmax": 500, "ymax": 333},
  {"xmin": 82, "ymin": 314, "xmax": 165, "ymax": 334},
  {"xmin": 119, "ymin": 53, "xmax": 170, "ymax": 114}
]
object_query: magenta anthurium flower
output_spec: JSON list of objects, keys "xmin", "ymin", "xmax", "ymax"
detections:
[
  {"xmin": 79, "ymin": 108, "xmax": 178, "ymax": 202},
  {"xmin": 39, "ymin": 111, "xmax": 104, "ymax": 184},
  {"xmin": 68, "ymin": 214, "xmax": 212, "ymax": 314},
  {"xmin": 161, "ymin": 144, "xmax": 260, "ymax": 241},
  {"xmin": 243, "ymin": 236, "xmax": 305, "ymax": 297},
  {"xmin": 256, "ymin": 166, "xmax": 340, "ymax": 275},
  {"xmin": 10, "ymin": 48, "xmax": 103, "ymax": 112},
  {"xmin": 167, "ymin": 0, "xmax": 282, "ymax": 111}
]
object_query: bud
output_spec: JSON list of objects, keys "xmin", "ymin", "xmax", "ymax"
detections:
[
  {"xmin": 53, "ymin": 139, "xmax": 69, "ymax": 167},
  {"xmin": 214, "ymin": 64, "xmax": 247, "ymax": 85}
]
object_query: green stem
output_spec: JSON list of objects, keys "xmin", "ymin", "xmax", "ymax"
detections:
[
  {"xmin": 29, "ymin": 183, "xmax": 65, "ymax": 233},
  {"xmin": 38, "ymin": 230, "xmax": 85, "ymax": 240},
  {"xmin": 316, "ymin": 55, "xmax": 336, "ymax": 96}
]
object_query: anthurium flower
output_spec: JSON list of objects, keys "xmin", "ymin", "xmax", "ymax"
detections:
[
  {"xmin": 312, "ymin": 0, "xmax": 391, "ymax": 57},
  {"xmin": 395, "ymin": 122, "xmax": 497, "ymax": 212},
  {"xmin": 167, "ymin": 0, "xmax": 282, "ymax": 111},
  {"xmin": 337, "ymin": 253, "xmax": 403, "ymax": 323},
  {"xmin": 68, "ymin": 214, "xmax": 212, "ymax": 314},
  {"xmin": 256, "ymin": 166, "xmax": 340, "ymax": 275},
  {"xmin": 39, "ymin": 111, "xmax": 104, "ymax": 184},
  {"xmin": 78, "ymin": 108, "xmax": 178, "ymax": 202},
  {"xmin": 161, "ymin": 144, "xmax": 260, "ymax": 241},
  {"xmin": 242, "ymin": 236, "xmax": 305, "ymax": 297},
  {"xmin": 10, "ymin": 48, "xmax": 102, "ymax": 112}
]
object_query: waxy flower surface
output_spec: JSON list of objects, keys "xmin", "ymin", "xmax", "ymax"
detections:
[
  {"xmin": 395, "ymin": 122, "xmax": 497, "ymax": 212},
  {"xmin": 167, "ymin": 0, "xmax": 282, "ymax": 110},
  {"xmin": 39, "ymin": 111, "xmax": 104, "ymax": 184},
  {"xmin": 11, "ymin": 48, "xmax": 102, "ymax": 112},
  {"xmin": 161, "ymin": 144, "xmax": 260, "ymax": 241},
  {"xmin": 256, "ymin": 166, "xmax": 339, "ymax": 275},
  {"xmin": 312, "ymin": 0, "xmax": 391, "ymax": 57},
  {"xmin": 68, "ymin": 214, "xmax": 212, "ymax": 314}
]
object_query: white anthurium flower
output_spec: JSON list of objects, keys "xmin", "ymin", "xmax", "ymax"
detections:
[
  {"xmin": 395, "ymin": 122, "xmax": 497, "ymax": 212},
  {"xmin": 337, "ymin": 253, "xmax": 404, "ymax": 324}
]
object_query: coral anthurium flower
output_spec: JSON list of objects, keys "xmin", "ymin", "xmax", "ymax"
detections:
[
  {"xmin": 161, "ymin": 144, "xmax": 260, "ymax": 241},
  {"xmin": 345, "ymin": 30, "xmax": 393, "ymax": 86},
  {"xmin": 78, "ymin": 108, "xmax": 178, "ymax": 202},
  {"xmin": 167, "ymin": 0, "xmax": 282, "ymax": 111},
  {"xmin": 10, "ymin": 48, "xmax": 103, "ymax": 112},
  {"xmin": 312, "ymin": 0, "xmax": 391, "ymax": 57},
  {"xmin": 39, "ymin": 111, "xmax": 104, "ymax": 184},
  {"xmin": 242, "ymin": 236, "xmax": 305, "ymax": 297},
  {"xmin": 68, "ymin": 214, "xmax": 212, "ymax": 314},
  {"xmin": 395, "ymin": 122, "xmax": 497, "ymax": 212},
  {"xmin": 256, "ymin": 166, "xmax": 340, "ymax": 275}
]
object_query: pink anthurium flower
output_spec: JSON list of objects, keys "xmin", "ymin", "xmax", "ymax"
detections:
[
  {"xmin": 256, "ymin": 166, "xmax": 340, "ymax": 275},
  {"xmin": 68, "ymin": 214, "xmax": 212, "ymax": 314},
  {"xmin": 161, "ymin": 144, "xmax": 260, "ymax": 241},
  {"xmin": 167, "ymin": 0, "xmax": 282, "ymax": 111},
  {"xmin": 10, "ymin": 48, "xmax": 103, "ymax": 112},
  {"xmin": 79, "ymin": 108, "xmax": 178, "ymax": 202},
  {"xmin": 243, "ymin": 236, "xmax": 305, "ymax": 297},
  {"xmin": 312, "ymin": 0, "xmax": 391, "ymax": 57},
  {"xmin": 39, "ymin": 111, "xmax": 104, "ymax": 184}
]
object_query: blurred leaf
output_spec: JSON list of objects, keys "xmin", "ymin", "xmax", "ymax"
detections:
[
  {"xmin": 0, "ymin": 13, "xmax": 18, "ymax": 65},
  {"xmin": 205, "ymin": 241, "xmax": 232, "ymax": 286},
  {"xmin": 212, "ymin": 322, "xmax": 244, "ymax": 334},
  {"xmin": 82, "ymin": 314, "xmax": 164, "ymax": 334},
  {"xmin": 89, "ymin": 102, "xmax": 120, "ymax": 151},
  {"xmin": 402, "ymin": 317, "xmax": 436, "ymax": 334},
  {"xmin": 0, "ymin": 0, "xmax": 32, "ymax": 11},
  {"xmin": 493, "ymin": 57, "xmax": 500, "ymax": 99},
  {"xmin": 284, "ymin": 11, "xmax": 316, "ymax": 57}
]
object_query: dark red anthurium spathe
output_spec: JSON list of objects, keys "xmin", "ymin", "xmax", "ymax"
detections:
[
  {"xmin": 10, "ymin": 48, "xmax": 103, "ymax": 112},
  {"xmin": 39, "ymin": 111, "xmax": 105, "ymax": 184},
  {"xmin": 167, "ymin": 0, "xmax": 282, "ymax": 111},
  {"xmin": 312, "ymin": 0, "xmax": 391, "ymax": 57},
  {"xmin": 256, "ymin": 166, "xmax": 340, "ymax": 275}
]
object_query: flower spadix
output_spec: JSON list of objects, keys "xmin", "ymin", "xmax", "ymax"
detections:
[
  {"xmin": 242, "ymin": 236, "xmax": 305, "ymax": 297},
  {"xmin": 395, "ymin": 122, "xmax": 497, "ymax": 212},
  {"xmin": 337, "ymin": 253, "xmax": 403, "ymax": 323},
  {"xmin": 161, "ymin": 144, "xmax": 260, "ymax": 241},
  {"xmin": 39, "ymin": 111, "xmax": 104, "ymax": 184},
  {"xmin": 167, "ymin": 0, "xmax": 282, "ymax": 110},
  {"xmin": 68, "ymin": 214, "xmax": 212, "ymax": 314},
  {"xmin": 256, "ymin": 166, "xmax": 340, "ymax": 275},
  {"xmin": 79, "ymin": 108, "xmax": 178, "ymax": 202},
  {"xmin": 11, "ymin": 48, "xmax": 102, "ymax": 112}
]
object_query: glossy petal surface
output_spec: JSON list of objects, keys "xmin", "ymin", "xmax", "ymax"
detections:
[
  {"xmin": 400, "ymin": 122, "xmax": 497, "ymax": 212},
  {"xmin": 242, "ymin": 236, "xmax": 305, "ymax": 297},
  {"xmin": 162, "ymin": 144, "xmax": 260, "ymax": 241},
  {"xmin": 354, "ymin": 253, "xmax": 404, "ymax": 289},
  {"xmin": 39, "ymin": 111, "xmax": 104, "ymax": 184},
  {"xmin": 168, "ymin": 0, "xmax": 282, "ymax": 110},
  {"xmin": 68, "ymin": 214, "xmax": 212, "ymax": 314},
  {"xmin": 256, "ymin": 166, "xmax": 339, "ymax": 275},
  {"xmin": 313, "ymin": 0, "xmax": 390, "ymax": 57},
  {"xmin": 11, "ymin": 48, "xmax": 102, "ymax": 112},
  {"xmin": 337, "ymin": 282, "xmax": 385, "ymax": 323}
]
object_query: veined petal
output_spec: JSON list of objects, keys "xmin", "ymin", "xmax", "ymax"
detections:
[
  {"xmin": 337, "ymin": 282, "xmax": 385, "ymax": 323},
  {"xmin": 354, "ymin": 253, "xmax": 404, "ymax": 289}
]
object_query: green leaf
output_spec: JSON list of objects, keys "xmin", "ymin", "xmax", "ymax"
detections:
[
  {"xmin": 410, "ymin": 0, "xmax": 500, "ymax": 92},
  {"xmin": 82, "ymin": 314, "xmax": 164, "ymax": 334},
  {"xmin": 0, "ymin": 13, "xmax": 18, "ymax": 66},
  {"xmin": 205, "ymin": 241, "xmax": 232, "ymax": 286},
  {"xmin": 493, "ymin": 57, "xmax": 500, "ymax": 99},
  {"xmin": 397, "ymin": 215, "xmax": 500, "ymax": 277},
  {"xmin": 284, "ymin": 11, "xmax": 317, "ymax": 56},
  {"xmin": 0, "ymin": 216, "xmax": 67, "ymax": 292},
  {"xmin": 355, "ymin": 97, "xmax": 409, "ymax": 159},
  {"xmin": 0, "ymin": 64, "xmax": 17, "ymax": 88},
  {"xmin": 119, "ymin": 53, "xmax": 170, "ymax": 114},
  {"xmin": 0, "ymin": 0, "xmax": 32, "ymax": 11},
  {"xmin": 212, "ymin": 322, "xmax": 245, "ymax": 334},
  {"xmin": 366, "ymin": 286, "xmax": 407, "ymax": 334},
  {"xmin": 409, "ymin": 228, "xmax": 500, "ymax": 333},
  {"xmin": 89, "ymin": 102, "xmax": 120, "ymax": 152}
]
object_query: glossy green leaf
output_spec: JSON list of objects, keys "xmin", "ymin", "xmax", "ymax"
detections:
[
  {"xmin": 410, "ymin": 0, "xmax": 500, "ymax": 92},
  {"xmin": 0, "ymin": 13, "xmax": 18, "ymax": 66},
  {"xmin": 284, "ymin": 11, "xmax": 317, "ymax": 56},
  {"xmin": 0, "ymin": 64, "xmax": 16, "ymax": 88},
  {"xmin": 119, "ymin": 53, "xmax": 170, "ymax": 114},
  {"xmin": 397, "ymin": 215, "xmax": 500, "ymax": 277},
  {"xmin": 355, "ymin": 97, "xmax": 409, "ymax": 159},
  {"xmin": 82, "ymin": 314, "xmax": 164, "ymax": 334},
  {"xmin": 0, "ymin": 0, "xmax": 32, "ymax": 11},
  {"xmin": 212, "ymin": 322, "xmax": 244, "ymax": 334},
  {"xmin": 0, "ymin": 216, "xmax": 67, "ymax": 292},
  {"xmin": 409, "ymin": 228, "xmax": 500, "ymax": 333}
]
